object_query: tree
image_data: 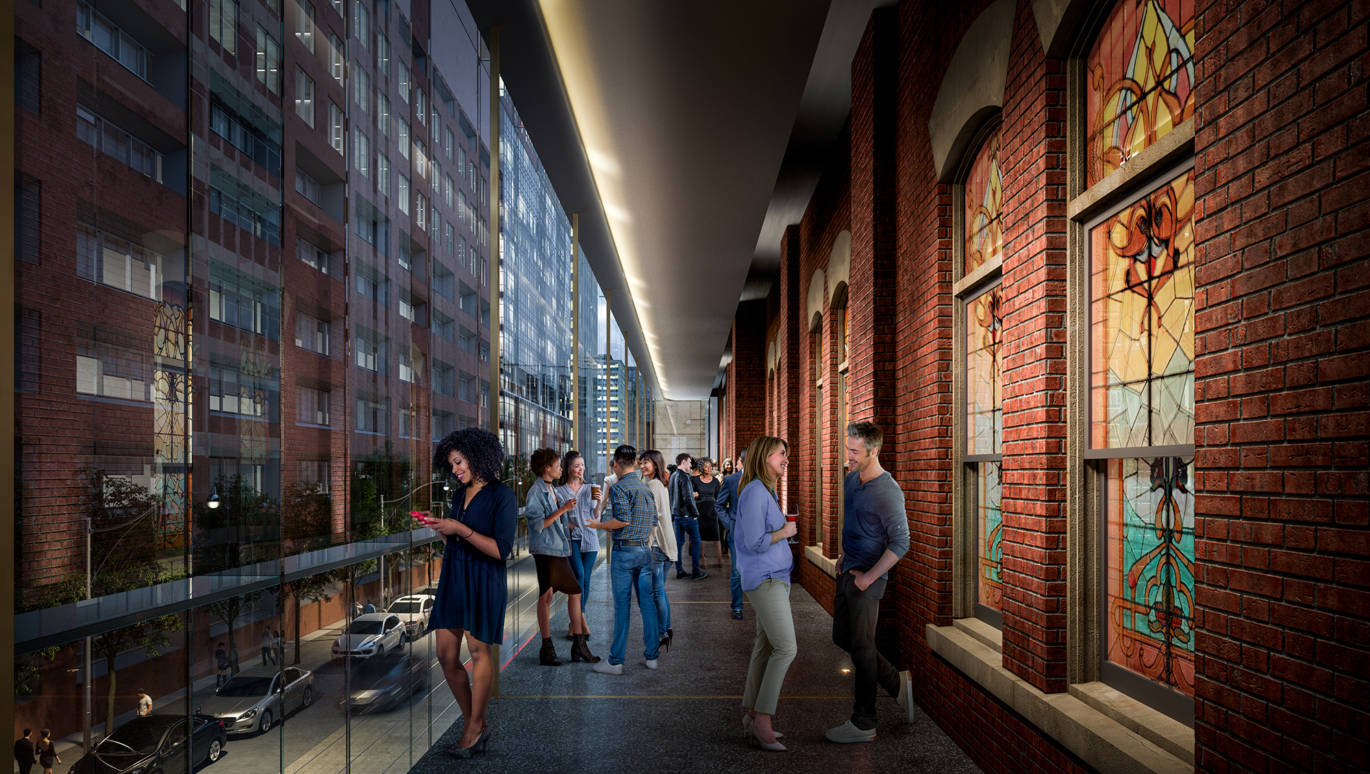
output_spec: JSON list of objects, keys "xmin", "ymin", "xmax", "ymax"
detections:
[
  {"xmin": 206, "ymin": 591, "xmax": 264, "ymax": 675},
  {"xmin": 285, "ymin": 571, "xmax": 342, "ymax": 664},
  {"xmin": 283, "ymin": 480, "xmax": 333, "ymax": 555}
]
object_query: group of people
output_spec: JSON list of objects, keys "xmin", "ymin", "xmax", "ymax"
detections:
[
  {"xmin": 12, "ymin": 729, "xmax": 59, "ymax": 774},
  {"xmin": 421, "ymin": 420, "xmax": 911, "ymax": 758}
]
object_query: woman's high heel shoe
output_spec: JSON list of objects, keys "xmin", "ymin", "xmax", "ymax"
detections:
[
  {"xmin": 748, "ymin": 724, "xmax": 786, "ymax": 752},
  {"xmin": 659, "ymin": 627, "xmax": 673, "ymax": 653},
  {"xmin": 742, "ymin": 712, "xmax": 783, "ymax": 739},
  {"xmin": 446, "ymin": 728, "xmax": 490, "ymax": 759}
]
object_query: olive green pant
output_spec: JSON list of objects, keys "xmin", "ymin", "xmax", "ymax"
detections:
[{"xmin": 742, "ymin": 578, "xmax": 797, "ymax": 716}]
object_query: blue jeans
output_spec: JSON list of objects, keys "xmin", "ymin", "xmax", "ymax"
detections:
[
  {"xmin": 726, "ymin": 529, "xmax": 743, "ymax": 613},
  {"xmin": 568, "ymin": 540, "xmax": 598, "ymax": 618},
  {"xmin": 634, "ymin": 547, "xmax": 672, "ymax": 632},
  {"xmin": 609, "ymin": 544, "xmax": 660, "ymax": 665},
  {"xmin": 674, "ymin": 517, "xmax": 702, "ymax": 574}
]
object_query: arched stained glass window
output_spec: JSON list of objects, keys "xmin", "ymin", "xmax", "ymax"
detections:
[
  {"xmin": 963, "ymin": 128, "xmax": 1003, "ymax": 276},
  {"xmin": 967, "ymin": 284, "xmax": 1003, "ymax": 611},
  {"xmin": 1086, "ymin": 0, "xmax": 1196, "ymax": 187}
]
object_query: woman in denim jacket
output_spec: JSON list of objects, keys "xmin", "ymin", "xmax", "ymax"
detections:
[{"xmin": 525, "ymin": 448, "xmax": 598, "ymax": 665}]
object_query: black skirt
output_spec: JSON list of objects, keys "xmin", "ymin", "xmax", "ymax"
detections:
[{"xmin": 534, "ymin": 553, "xmax": 583, "ymax": 595}]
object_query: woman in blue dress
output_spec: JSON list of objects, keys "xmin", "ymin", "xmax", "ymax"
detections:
[{"xmin": 428, "ymin": 428, "xmax": 517, "ymax": 758}]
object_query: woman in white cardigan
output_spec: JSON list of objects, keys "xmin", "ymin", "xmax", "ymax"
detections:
[{"xmin": 638, "ymin": 449, "xmax": 679, "ymax": 652}]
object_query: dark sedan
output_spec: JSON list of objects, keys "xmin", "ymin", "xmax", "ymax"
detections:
[
  {"xmin": 70, "ymin": 713, "xmax": 227, "ymax": 774},
  {"xmin": 339, "ymin": 653, "xmax": 430, "ymax": 714}
]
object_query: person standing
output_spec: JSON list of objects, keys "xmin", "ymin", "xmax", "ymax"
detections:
[
  {"xmin": 556, "ymin": 451, "xmax": 602, "ymax": 641},
  {"xmin": 670, "ymin": 454, "xmax": 706, "ymax": 579},
  {"xmin": 715, "ymin": 448, "xmax": 747, "ymax": 620},
  {"xmin": 137, "ymin": 689, "xmax": 153, "ymax": 717},
  {"xmin": 34, "ymin": 731, "xmax": 58, "ymax": 774},
  {"xmin": 524, "ymin": 448, "xmax": 596, "ymax": 665},
  {"xmin": 427, "ymin": 428, "xmax": 518, "ymax": 758},
  {"xmin": 14, "ymin": 728, "xmax": 35, "ymax": 774},
  {"xmin": 214, "ymin": 641, "xmax": 230, "ymax": 688},
  {"xmin": 637, "ymin": 450, "xmax": 678, "ymax": 652},
  {"xmin": 261, "ymin": 630, "xmax": 276, "ymax": 665},
  {"xmin": 591, "ymin": 445, "xmax": 661, "ymax": 674},
  {"xmin": 734, "ymin": 436, "xmax": 798, "ymax": 751},
  {"xmin": 693, "ymin": 458, "xmax": 726, "ymax": 569},
  {"xmin": 825, "ymin": 421, "xmax": 913, "ymax": 744}
]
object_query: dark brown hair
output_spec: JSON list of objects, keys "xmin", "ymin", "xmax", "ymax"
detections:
[{"xmin": 530, "ymin": 448, "xmax": 560, "ymax": 477}]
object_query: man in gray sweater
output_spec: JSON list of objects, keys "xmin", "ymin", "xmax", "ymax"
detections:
[{"xmin": 826, "ymin": 421, "xmax": 913, "ymax": 744}]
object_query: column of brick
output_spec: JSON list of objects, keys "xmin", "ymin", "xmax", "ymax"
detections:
[{"xmin": 1192, "ymin": 0, "xmax": 1370, "ymax": 770}]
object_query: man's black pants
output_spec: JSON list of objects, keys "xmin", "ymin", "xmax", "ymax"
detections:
[{"xmin": 833, "ymin": 571, "xmax": 901, "ymax": 730}]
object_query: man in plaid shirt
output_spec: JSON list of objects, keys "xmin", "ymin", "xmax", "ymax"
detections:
[{"xmin": 593, "ymin": 445, "xmax": 663, "ymax": 674}]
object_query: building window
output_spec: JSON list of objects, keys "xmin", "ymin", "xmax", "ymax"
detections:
[
  {"xmin": 353, "ymin": 66, "xmax": 369, "ymax": 114},
  {"xmin": 294, "ymin": 312, "xmax": 331, "ymax": 356},
  {"xmin": 377, "ymin": 92, "xmax": 390, "ymax": 136},
  {"xmin": 1077, "ymin": 0, "xmax": 1196, "ymax": 706},
  {"xmin": 297, "ymin": 386, "xmax": 331, "ymax": 426},
  {"xmin": 296, "ymin": 236, "xmax": 331, "ymax": 275},
  {"xmin": 298, "ymin": 460, "xmax": 330, "ymax": 493},
  {"xmin": 398, "ymin": 60, "xmax": 410, "ymax": 103},
  {"xmin": 294, "ymin": 68, "xmax": 315, "ymax": 126},
  {"xmin": 352, "ymin": 0, "xmax": 369, "ymax": 48},
  {"xmin": 295, "ymin": 167, "xmax": 322, "ymax": 203},
  {"xmin": 415, "ymin": 89, "xmax": 426, "ymax": 124},
  {"xmin": 208, "ymin": 364, "xmax": 270, "ymax": 418},
  {"xmin": 294, "ymin": 1, "xmax": 315, "ymax": 53},
  {"xmin": 77, "ymin": 106, "xmax": 164, "ymax": 183},
  {"xmin": 809, "ymin": 319, "xmax": 823, "ymax": 547},
  {"xmin": 415, "ymin": 193, "xmax": 427, "ymax": 231},
  {"xmin": 433, "ymin": 361, "xmax": 455, "ymax": 396},
  {"xmin": 377, "ymin": 153, "xmax": 389, "ymax": 197},
  {"xmin": 376, "ymin": 33, "xmax": 389, "ymax": 76},
  {"xmin": 432, "ymin": 310, "xmax": 454, "ymax": 341},
  {"xmin": 399, "ymin": 405, "xmax": 419, "ymax": 438},
  {"xmin": 353, "ymin": 129, "xmax": 369, "ymax": 177},
  {"xmin": 431, "ymin": 411, "xmax": 454, "ymax": 441},
  {"xmin": 354, "ymin": 331, "xmax": 384, "ymax": 372},
  {"xmin": 209, "ymin": 100, "xmax": 284, "ymax": 174},
  {"xmin": 355, "ymin": 397, "xmax": 388, "ymax": 434},
  {"xmin": 329, "ymin": 33, "xmax": 344, "ymax": 84},
  {"xmin": 255, "ymin": 26, "xmax": 281, "ymax": 94},
  {"xmin": 329, "ymin": 102, "xmax": 344, "ymax": 155},
  {"xmin": 399, "ymin": 348, "xmax": 421, "ymax": 384},
  {"xmin": 398, "ymin": 118, "xmax": 410, "ymax": 159},
  {"xmin": 398, "ymin": 174, "xmax": 410, "ymax": 214},
  {"xmin": 76, "ymin": 329, "xmax": 151, "ymax": 403},
  {"xmin": 76, "ymin": 223, "xmax": 163, "ymax": 301},
  {"xmin": 77, "ymin": 1, "xmax": 151, "ymax": 79},
  {"xmin": 208, "ymin": 278, "xmax": 279, "ymax": 339}
]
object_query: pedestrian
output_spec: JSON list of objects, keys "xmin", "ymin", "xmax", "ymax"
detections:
[
  {"xmin": 525, "ymin": 448, "xmax": 597, "ymax": 665},
  {"xmin": 637, "ymin": 450, "xmax": 678, "ymax": 652},
  {"xmin": 591, "ymin": 445, "xmax": 661, "ymax": 675},
  {"xmin": 261, "ymin": 630, "xmax": 275, "ymax": 665},
  {"xmin": 734, "ymin": 435, "xmax": 798, "ymax": 752},
  {"xmin": 363, "ymin": 600, "xmax": 377, "ymax": 614},
  {"xmin": 825, "ymin": 421, "xmax": 913, "ymax": 744},
  {"xmin": 556, "ymin": 451, "xmax": 602, "ymax": 642},
  {"xmin": 14, "ymin": 728, "xmax": 36, "ymax": 774},
  {"xmin": 34, "ymin": 730, "xmax": 58, "ymax": 774},
  {"xmin": 137, "ymin": 688, "xmax": 153, "ymax": 717},
  {"xmin": 715, "ymin": 448, "xmax": 747, "ymax": 620},
  {"xmin": 275, "ymin": 629, "xmax": 286, "ymax": 664},
  {"xmin": 214, "ymin": 641, "xmax": 230, "ymax": 688},
  {"xmin": 427, "ymin": 427, "xmax": 518, "ymax": 758},
  {"xmin": 670, "ymin": 453, "xmax": 706, "ymax": 579},
  {"xmin": 721, "ymin": 457, "xmax": 734, "ymax": 477},
  {"xmin": 693, "ymin": 457, "xmax": 726, "ymax": 569}
]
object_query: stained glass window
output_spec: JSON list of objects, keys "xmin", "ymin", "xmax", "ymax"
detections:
[
  {"xmin": 964, "ymin": 129, "xmax": 1002, "ymax": 276},
  {"xmin": 1090, "ymin": 166, "xmax": 1195, "ymax": 696},
  {"xmin": 1104, "ymin": 456, "xmax": 1195, "ymax": 694},
  {"xmin": 1089, "ymin": 168, "xmax": 1195, "ymax": 449},
  {"xmin": 967, "ymin": 284, "xmax": 1003, "ymax": 612},
  {"xmin": 1086, "ymin": 0, "xmax": 1195, "ymax": 187}
]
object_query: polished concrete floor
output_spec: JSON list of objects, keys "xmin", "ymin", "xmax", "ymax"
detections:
[{"xmin": 408, "ymin": 552, "xmax": 981, "ymax": 773}]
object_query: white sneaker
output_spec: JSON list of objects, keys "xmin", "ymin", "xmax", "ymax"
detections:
[
  {"xmin": 825, "ymin": 720, "xmax": 876, "ymax": 744},
  {"xmin": 593, "ymin": 661, "xmax": 623, "ymax": 675},
  {"xmin": 644, "ymin": 658, "xmax": 658, "ymax": 670}
]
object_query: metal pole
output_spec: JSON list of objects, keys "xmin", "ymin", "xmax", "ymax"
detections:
[
  {"xmin": 571, "ymin": 212, "xmax": 580, "ymax": 450},
  {"xmin": 84, "ymin": 516, "xmax": 93, "ymax": 751},
  {"xmin": 487, "ymin": 25, "xmax": 502, "ymax": 696},
  {"xmin": 377, "ymin": 490, "xmax": 385, "ymax": 608}
]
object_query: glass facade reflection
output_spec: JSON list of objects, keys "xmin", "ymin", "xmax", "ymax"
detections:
[{"xmin": 11, "ymin": 1, "xmax": 654, "ymax": 771}]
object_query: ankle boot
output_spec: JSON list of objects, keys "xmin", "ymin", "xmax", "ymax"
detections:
[
  {"xmin": 571, "ymin": 634, "xmax": 601, "ymax": 663},
  {"xmin": 539, "ymin": 637, "xmax": 563, "ymax": 666}
]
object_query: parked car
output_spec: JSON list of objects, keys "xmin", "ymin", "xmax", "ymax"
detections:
[
  {"xmin": 339, "ymin": 652, "xmax": 430, "ymax": 714},
  {"xmin": 331, "ymin": 613, "xmax": 406, "ymax": 660},
  {"xmin": 386, "ymin": 594, "xmax": 436, "ymax": 640},
  {"xmin": 69, "ymin": 713, "xmax": 227, "ymax": 773},
  {"xmin": 199, "ymin": 666, "xmax": 314, "ymax": 735}
]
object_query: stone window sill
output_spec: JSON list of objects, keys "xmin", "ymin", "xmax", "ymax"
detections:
[
  {"xmin": 926, "ymin": 619, "xmax": 1193, "ymax": 773},
  {"xmin": 804, "ymin": 544, "xmax": 838, "ymax": 577}
]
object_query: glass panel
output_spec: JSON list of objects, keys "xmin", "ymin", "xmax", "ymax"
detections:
[
  {"xmin": 1105, "ymin": 457, "xmax": 1196, "ymax": 696},
  {"xmin": 1086, "ymin": 0, "xmax": 1196, "ymax": 186},
  {"xmin": 1089, "ymin": 168, "xmax": 1195, "ymax": 449},
  {"xmin": 963, "ymin": 128, "xmax": 1003, "ymax": 276},
  {"xmin": 966, "ymin": 285, "xmax": 1004, "ymax": 455},
  {"xmin": 975, "ymin": 461, "xmax": 1004, "ymax": 610}
]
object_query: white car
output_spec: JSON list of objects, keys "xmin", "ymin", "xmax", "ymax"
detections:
[
  {"xmin": 387, "ymin": 594, "xmax": 436, "ymax": 640},
  {"xmin": 331, "ymin": 614, "xmax": 406, "ymax": 660}
]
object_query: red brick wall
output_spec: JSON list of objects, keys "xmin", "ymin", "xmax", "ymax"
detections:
[
  {"xmin": 1192, "ymin": 0, "xmax": 1370, "ymax": 770},
  {"xmin": 733, "ymin": 0, "xmax": 1369, "ymax": 772}
]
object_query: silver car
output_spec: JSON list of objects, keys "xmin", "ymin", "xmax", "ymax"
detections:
[
  {"xmin": 331, "ymin": 613, "xmax": 406, "ymax": 660},
  {"xmin": 199, "ymin": 666, "xmax": 314, "ymax": 735}
]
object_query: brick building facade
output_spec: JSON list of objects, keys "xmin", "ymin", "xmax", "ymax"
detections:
[{"xmin": 718, "ymin": 0, "xmax": 1369, "ymax": 770}]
